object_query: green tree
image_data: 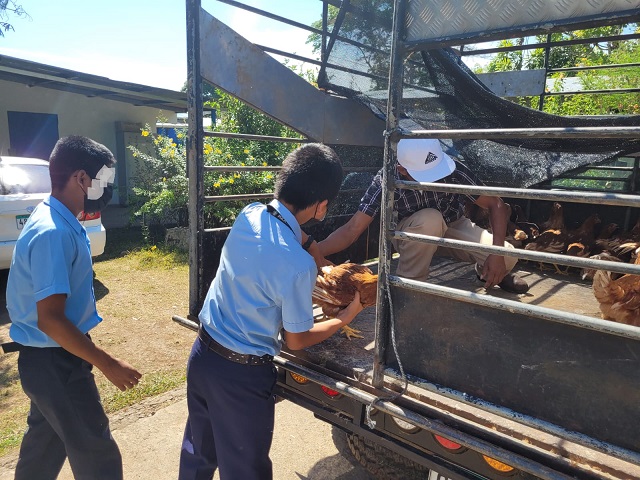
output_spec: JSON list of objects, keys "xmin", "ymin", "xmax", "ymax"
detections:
[
  {"xmin": 306, "ymin": 1, "xmax": 427, "ymax": 89},
  {"xmin": 478, "ymin": 24, "xmax": 640, "ymax": 115},
  {"xmin": 481, "ymin": 26, "xmax": 636, "ymax": 73},
  {"xmin": 180, "ymin": 80, "xmax": 219, "ymax": 103},
  {"xmin": 0, "ymin": 1, "xmax": 28, "ymax": 36}
]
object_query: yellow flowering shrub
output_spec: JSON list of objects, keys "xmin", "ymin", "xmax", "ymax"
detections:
[{"xmin": 128, "ymin": 85, "xmax": 305, "ymax": 229}]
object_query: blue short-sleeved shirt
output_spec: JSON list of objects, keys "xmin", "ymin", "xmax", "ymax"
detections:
[
  {"xmin": 199, "ymin": 200, "xmax": 317, "ymax": 357},
  {"xmin": 7, "ymin": 195, "xmax": 101, "ymax": 347}
]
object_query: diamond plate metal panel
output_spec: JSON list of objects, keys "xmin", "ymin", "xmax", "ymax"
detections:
[{"xmin": 405, "ymin": 0, "xmax": 640, "ymax": 45}]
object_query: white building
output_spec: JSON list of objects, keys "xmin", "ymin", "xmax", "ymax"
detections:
[{"xmin": 0, "ymin": 55, "xmax": 187, "ymax": 225}]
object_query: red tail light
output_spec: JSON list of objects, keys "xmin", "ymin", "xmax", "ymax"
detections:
[
  {"xmin": 433, "ymin": 434, "xmax": 464, "ymax": 452},
  {"xmin": 79, "ymin": 211, "xmax": 101, "ymax": 221},
  {"xmin": 320, "ymin": 385, "xmax": 341, "ymax": 398}
]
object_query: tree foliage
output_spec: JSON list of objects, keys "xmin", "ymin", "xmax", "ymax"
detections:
[
  {"xmin": 306, "ymin": 1, "xmax": 426, "ymax": 89},
  {"xmin": 477, "ymin": 24, "xmax": 640, "ymax": 115},
  {"xmin": 0, "ymin": 1, "xmax": 28, "ymax": 36}
]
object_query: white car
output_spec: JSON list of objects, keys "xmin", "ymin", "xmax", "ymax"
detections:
[{"xmin": 0, "ymin": 156, "xmax": 106, "ymax": 270}]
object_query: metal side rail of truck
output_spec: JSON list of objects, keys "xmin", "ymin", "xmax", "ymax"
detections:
[
  {"xmin": 175, "ymin": 240, "xmax": 640, "ymax": 480},
  {"xmin": 176, "ymin": 0, "xmax": 640, "ymax": 478}
]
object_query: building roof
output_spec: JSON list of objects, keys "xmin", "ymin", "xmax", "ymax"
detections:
[{"xmin": 0, "ymin": 54, "xmax": 187, "ymax": 112}]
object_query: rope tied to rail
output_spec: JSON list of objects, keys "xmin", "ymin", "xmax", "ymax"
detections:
[{"xmin": 365, "ymin": 237, "xmax": 409, "ymax": 429}]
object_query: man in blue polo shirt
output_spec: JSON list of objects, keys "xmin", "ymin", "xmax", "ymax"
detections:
[
  {"xmin": 179, "ymin": 143, "xmax": 364, "ymax": 480},
  {"xmin": 7, "ymin": 136, "xmax": 142, "ymax": 480}
]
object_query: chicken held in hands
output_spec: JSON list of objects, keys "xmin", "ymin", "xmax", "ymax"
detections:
[{"xmin": 312, "ymin": 263, "xmax": 378, "ymax": 339}]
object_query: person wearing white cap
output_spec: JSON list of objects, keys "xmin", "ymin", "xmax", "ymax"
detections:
[{"xmin": 313, "ymin": 138, "xmax": 529, "ymax": 294}]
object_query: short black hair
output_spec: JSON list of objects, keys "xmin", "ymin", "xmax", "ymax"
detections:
[
  {"xmin": 274, "ymin": 143, "xmax": 343, "ymax": 212},
  {"xmin": 49, "ymin": 136, "xmax": 116, "ymax": 190}
]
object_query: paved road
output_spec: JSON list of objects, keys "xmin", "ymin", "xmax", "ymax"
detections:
[{"xmin": 0, "ymin": 387, "xmax": 374, "ymax": 480}]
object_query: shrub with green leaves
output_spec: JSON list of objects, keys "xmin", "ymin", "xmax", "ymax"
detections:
[
  {"xmin": 128, "ymin": 90, "xmax": 304, "ymax": 229},
  {"xmin": 129, "ymin": 129, "xmax": 188, "ymax": 227}
]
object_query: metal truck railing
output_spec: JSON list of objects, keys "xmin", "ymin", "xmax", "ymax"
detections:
[
  {"xmin": 372, "ymin": 0, "xmax": 640, "ymax": 473},
  {"xmin": 183, "ymin": 0, "xmax": 640, "ymax": 477}
]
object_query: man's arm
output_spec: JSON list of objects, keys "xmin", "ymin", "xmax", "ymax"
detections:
[
  {"xmin": 301, "ymin": 233, "xmax": 331, "ymax": 269},
  {"xmin": 284, "ymin": 292, "xmax": 363, "ymax": 350},
  {"xmin": 317, "ymin": 211, "xmax": 375, "ymax": 258},
  {"xmin": 37, "ymin": 294, "xmax": 142, "ymax": 391},
  {"xmin": 474, "ymin": 195, "xmax": 508, "ymax": 288}
]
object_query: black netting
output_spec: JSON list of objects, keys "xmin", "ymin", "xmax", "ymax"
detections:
[{"xmin": 317, "ymin": 1, "xmax": 640, "ymax": 188}]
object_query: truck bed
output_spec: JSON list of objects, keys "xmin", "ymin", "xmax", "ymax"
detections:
[
  {"xmin": 280, "ymin": 256, "xmax": 640, "ymax": 479},
  {"xmin": 291, "ymin": 255, "xmax": 604, "ymax": 384}
]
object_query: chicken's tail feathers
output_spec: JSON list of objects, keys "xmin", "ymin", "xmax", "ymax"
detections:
[
  {"xmin": 311, "ymin": 287, "xmax": 342, "ymax": 306},
  {"xmin": 592, "ymin": 269, "xmax": 615, "ymax": 303},
  {"xmin": 614, "ymin": 241, "xmax": 640, "ymax": 255}
]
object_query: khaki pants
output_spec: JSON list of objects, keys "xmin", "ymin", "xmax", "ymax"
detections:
[{"xmin": 391, "ymin": 208, "xmax": 518, "ymax": 280}]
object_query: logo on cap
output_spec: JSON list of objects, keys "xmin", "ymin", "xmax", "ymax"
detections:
[{"xmin": 425, "ymin": 152, "xmax": 438, "ymax": 165}]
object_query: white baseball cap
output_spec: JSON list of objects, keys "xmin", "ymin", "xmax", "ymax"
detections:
[{"xmin": 397, "ymin": 139, "xmax": 456, "ymax": 182}]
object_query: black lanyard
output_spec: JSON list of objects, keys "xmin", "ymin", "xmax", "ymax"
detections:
[{"xmin": 267, "ymin": 205, "xmax": 295, "ymax": 235}]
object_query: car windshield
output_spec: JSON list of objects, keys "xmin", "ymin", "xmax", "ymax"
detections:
[{"xmin": 0, "ymin": 164, "xmax": 51, "ymax": 195}]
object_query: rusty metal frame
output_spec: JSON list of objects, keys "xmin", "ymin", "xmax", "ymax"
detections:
[{"xmin": 186, "ymin": 0, "xmax": 205, "ymax": 317}]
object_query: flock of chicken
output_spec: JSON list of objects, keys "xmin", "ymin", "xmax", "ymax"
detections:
[
  {"xmin": 310, "ymin": 201, "xmax": 640, "ymax": 339},
  {"xmin": 469, "ymin": 201, "xmax": 640, "ymax": 327}
]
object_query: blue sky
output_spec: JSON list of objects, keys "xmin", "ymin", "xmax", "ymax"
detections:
[{"xmin": 0, "ymin": 0, "xmax": 323, "ymax": 91}]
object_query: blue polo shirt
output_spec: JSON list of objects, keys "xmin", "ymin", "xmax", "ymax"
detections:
[
  {"xmin": 199, "ymin": 200, "xmax": 317, "ymax": 357},
  {"xmin": 7, "ymin": 195, "xmax": 101, "ymax": 347}
]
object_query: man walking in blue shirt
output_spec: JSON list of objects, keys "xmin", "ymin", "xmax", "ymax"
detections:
[
  {"xmin": 178, "ymin": 143, "xmax": 364, "ymax": 480},
  {"xmin": 7, "ymin": 136, "xmax": 142, "ymax": 480}
]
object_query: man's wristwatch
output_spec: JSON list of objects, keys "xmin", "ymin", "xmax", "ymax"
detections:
[{"xmin": 302, "ymin": 235, "xmax": 314, "ymax": 250}]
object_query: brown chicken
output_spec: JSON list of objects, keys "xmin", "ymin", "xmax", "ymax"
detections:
[
  {"xmin": 312, "ymin": 263, "xmax": 378, "ymax": 339},
  {"xmin": 581, "ymin": 251, "xmax": 621, "ymax": 282},
  {"xmin": 565, "ymin": 213, "xmax": 601, "ymax": 258},
  {"xmin": 539, "ymin": 202, "xmax": 565, "ymax": 232},
  {"xmin": 597, "ymin": 222, "xmax": 620, "ymax": 241},
  {"xmin": 597, "ymin": 218, "xmax": 640, "ymax": 261},
  {"xmin": 524, "ymin": 228, "xmax": 568, "ymax": 273},
  {"xmin": 512, "ymin": 204, "xmax": 540, "ymax": 242},
  {"xmin": 502, "ymin": 203, "xmax": 529, "ymax": 247},
  {"xmin": 593, "ymin": 247, "xmax": 640, "ymax": 327},
  {"xmin": 524, "ymin": 202, "xmax": 569, "ymax": 273},
  {"xmin": 464, "ymin": 201, "xmax": 527, "ymax": 247}
]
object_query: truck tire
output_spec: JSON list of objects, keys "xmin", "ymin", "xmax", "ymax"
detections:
[{"xmin": 345, "ymin": 431, "xmax": 431, "ymax": 480}]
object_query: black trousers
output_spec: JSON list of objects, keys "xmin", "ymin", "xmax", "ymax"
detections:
[
  {"xmin": 14, "ymin": 345, "xmax": 122, "ymax": 480},
  {"xmin": 179, "ymin": 336, "xmax": 277, "ymax": 480}
]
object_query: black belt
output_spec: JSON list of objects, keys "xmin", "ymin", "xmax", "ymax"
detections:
[
  {"xmin": 1, "ymin": 342, "xmax": 21, "ymax": 354},
  {"xmin": 198, "ymin": 326, "xmax": 273, "ymax": 366}
]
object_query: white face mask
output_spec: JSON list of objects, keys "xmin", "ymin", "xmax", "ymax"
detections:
[{"xmin": 86, "ymin": 165, "xmax": 116, "ymax": 200}]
